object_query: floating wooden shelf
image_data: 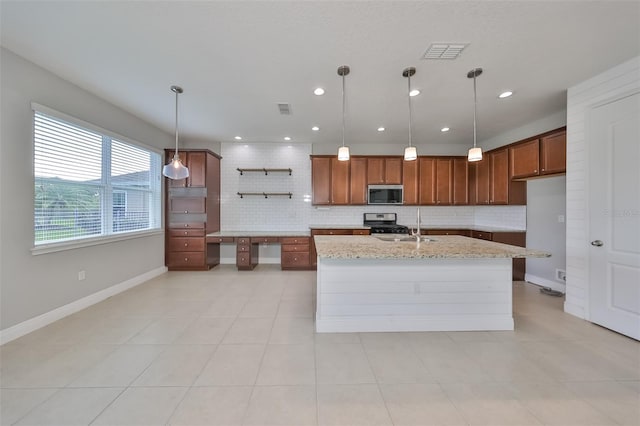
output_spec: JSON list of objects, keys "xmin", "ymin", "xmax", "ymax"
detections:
[
  {"xmin": 237, "ymin": 192, "xmax": 293, "ymax": 199},
  {"xmin": 237, "ymin": 168, "xmax": 292, "ymax": 176}
]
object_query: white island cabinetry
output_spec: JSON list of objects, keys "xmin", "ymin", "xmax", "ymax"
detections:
[{"xmin": 314, "ymin": 235, "xmax": 549, "ymax": 333}]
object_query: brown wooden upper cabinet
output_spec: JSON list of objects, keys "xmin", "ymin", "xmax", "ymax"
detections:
[
  {"xmin": 452, "ymin": 158, "xmax": 469, "ymax": 205},
  {"xmin": 418, "ymin": 157, "xmax": 468, "ymax": 205},
  {"xmin": 349, "ymin": 157, "xmax": 368, "ymax": 205},
  {"xmin": 509, "ymin": 129, "xmax": 566, "ymax": 179},
  {"xmin": 311, "ymin": 156, "xmax": 350, "ymax": 205},
  {"xmin": 166, "ymin": 150, "xmax": 207, "ymax": 188},
  {"xmin": 418, "ymin": 157, "xmax": 436, "ymax": 204},
  {"xmin": 402, "ymin": 159, "xmax": 419, "ymax": 205},
  {"xmin": 367, "ymin": 157, "xmax": 403, "ymax": 184},
  {"xmin": 471, "ymin": 149, "xmax": 526, "ymax": 205}
]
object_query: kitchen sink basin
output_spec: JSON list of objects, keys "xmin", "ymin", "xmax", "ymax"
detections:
[{"xmin": 374, "ymin": 235, "xmax": 436, "ymax": 242}]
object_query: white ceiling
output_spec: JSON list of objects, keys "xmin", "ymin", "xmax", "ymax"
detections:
[{"xmin": 1, "ymin": 1, "xmax": 639, "ymax": 149}]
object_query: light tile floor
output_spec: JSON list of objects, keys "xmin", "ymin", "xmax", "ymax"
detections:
[{"xmin": 1, "ymin": 265, "xmax": 638, "ymax": 425}]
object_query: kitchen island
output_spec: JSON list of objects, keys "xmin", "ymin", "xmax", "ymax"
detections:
[{"xmin": 313, "ymin": 235, "xmax": 549, "ymax": 333}]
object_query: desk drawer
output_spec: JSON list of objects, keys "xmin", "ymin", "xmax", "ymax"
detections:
[
  {"xmin": 281, "ymin": 252, "xmax": 310, "ymax": 267},
  {"xmin": 281, "ymin": 244, "xmax": 309, "ymax": 252},
  {"xmin": 168, "ymin": 237, "xmax": 205, "ymax": 252},
  {"xmin": 207, "ymin": 236, "xmax": 235, "ymax": 243},
  {"xmin": 169, "ymin": 229, "xmax": 205, "ymax": 238},
  {"xmin": 251, "ymin": 237, "xmax": 279, "ymax": 244},
  {"xmin": 280, "ymin": 237, "xmax": 309, "ymax": 245},
  {"xmin": 167, "ymin": 251, "xmax": 205, "ymax": 267}
]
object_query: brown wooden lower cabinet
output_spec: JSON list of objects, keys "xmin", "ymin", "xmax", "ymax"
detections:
[
  {"xmin": 424, "ymin": 229, "xmax": 471, "ymax": 237},
  {"xmin": 281, "ymin": 236, "xmax": 311, "ymax": 270},
  {"xmin": 166, "ymin": 222, "xmax": 215, "ymax": 271},
  {"xmin": 469, "ymin": 230, "xmax": 526, "ymax": 280},
  {"xmin": 236, "ymin": 237, "xmax": 258, "ymax": 270}
]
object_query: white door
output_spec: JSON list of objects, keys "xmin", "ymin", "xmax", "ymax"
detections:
[{"xmin": 588, "ymin": 91, "xmax": 640, "ymax": 340}]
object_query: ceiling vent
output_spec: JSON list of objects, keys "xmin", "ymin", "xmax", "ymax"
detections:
[
  {"xmin": 422, "ymin": 43, "xmax": 468, "ymax": 60},
  {"xmin": 277, "ymin": 103, "xmax": 292, "ymax": 115}
]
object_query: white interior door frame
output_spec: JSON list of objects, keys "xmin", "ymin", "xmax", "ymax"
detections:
[{"xmin": 585, "ymin": 89, "xmax": 640, "ymax": 339}]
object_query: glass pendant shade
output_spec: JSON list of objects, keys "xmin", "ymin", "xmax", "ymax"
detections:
[
  {"xmin": 162, "ymin": 85, "xmax": 190, "ymax": 179},
  {"xmin": 337, "ymin": 146, "xmax": 350, "ymax": 161},
  {"xmin": 163, "ymin": 155, "xmax": 190, "ymax": 179},
  {"xmin": 404, "ymin": 146, "xmax": 417, "ymax": 161},
  {"xmin": 467, "ymin": 147, "xmax": 483, "ymax": 162}
]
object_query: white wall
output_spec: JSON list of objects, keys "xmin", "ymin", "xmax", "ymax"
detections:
[
  {"xmin": 565, "ymin": 56, "xmax": 640, "ymax": 319},
  {"xmin": 480, "ymin": 110, "xmax": 567, "ymax": 151},
  {"xmin": 0, "ymin": 48, "xmax": 173, "ymax": 334},
  {"xmin": 525, "ymin": 176, "xmax": 567, "ymax": 291}
]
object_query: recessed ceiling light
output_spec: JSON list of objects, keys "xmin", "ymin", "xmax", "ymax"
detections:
[
  {"xmin": 314, "ymin": 88, "xmax": 325, "ymax": 96},
  {"xmin": 441, "ymin": 127, "xmax": 450, "ymax": 132},
  {"xmin": 284, "ymin": 136, "xmax": 291, "ymax": 141},
  {"xmin": 312, "ymin": 126, "xmax": 320, "ymax": 131},
  {"xmin": 377, "ymin": 127, "xmax": 385, "ymax": 132},
  {"xmin": 499, "ymin": 91, "xmax": 513, "ymax": 98},
  {"xmin": 234, "ymin": 136, "xmax": 242, "ymax": 140},
  {"xmin": 409, "ymin": 89, "xmax": 420, "ymax": 97}
]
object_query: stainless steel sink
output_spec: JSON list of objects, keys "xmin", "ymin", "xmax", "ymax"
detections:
[{"xmin": 374, "ymin": 235, "xmax": 436, "ymax": 242}]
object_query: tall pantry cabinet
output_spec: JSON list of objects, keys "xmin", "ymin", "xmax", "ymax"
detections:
[{"xmin": 164, "ymin": 149, "xmax": 222, "ymax": 270}]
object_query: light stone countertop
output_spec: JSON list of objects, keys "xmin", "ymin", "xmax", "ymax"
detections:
[
  {"xmin": 313, "ymin": 235, "xmax": 550, "ymax": 260},
  {"xmin": 206, "ymin": 231, "xmax": 310, "ymax": 237},
  {"xmin": 308, "ymin": 224, "xmax": 371, "ymax": 230}
]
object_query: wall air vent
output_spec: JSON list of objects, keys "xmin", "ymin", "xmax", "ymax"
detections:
[
  {"xmin": 422, "ymin": 43, "xmax": 468, "ymax": 60},
  {"xmin": 277, "ymin": 103, "xmax": 292, "ymax": 115}
]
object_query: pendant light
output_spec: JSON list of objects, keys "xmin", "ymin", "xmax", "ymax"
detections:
[
  {"xmin": 467, "ymin": 68, "xmax": 483, "ymax": 162},
  {"xmin": 162, "ymin": 85, "xmax": 190, "ymax": 179},
  {"xmin": 337, "ymin": 65, "xmax": 350, "ymax": 161},
  {"xmin": 403, "ymin": 67, "xmax": 417, "ymax": 161}
]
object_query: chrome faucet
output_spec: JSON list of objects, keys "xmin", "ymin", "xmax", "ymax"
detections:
[{"xmin": 411, "ymin": 208, "xmax": 421, "ymax": 241}]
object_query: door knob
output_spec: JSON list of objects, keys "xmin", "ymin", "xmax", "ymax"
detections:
[{"xmin": 591, "ymin": 240, "xmax": 604, "ymax": 247}]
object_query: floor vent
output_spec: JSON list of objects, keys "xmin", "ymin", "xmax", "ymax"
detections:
[{"xmin": 422, "ymin": 43, "xmax": 468, "ymax": 60}]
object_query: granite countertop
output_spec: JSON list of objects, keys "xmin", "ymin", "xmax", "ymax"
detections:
[
  {"xmin": 313, "ymin": 235, "xmax": 550, "ymax": 260},
  {"xmin": 406, "ymin": 225, "xmax": 526, "ymax": 233},
  {"xmin": 308, "ymin": 224, "xmax": 371, "ymax": 230},
  {"xmin": 206, "ymin": 231, "xmax": 311, "ymax": 237}
]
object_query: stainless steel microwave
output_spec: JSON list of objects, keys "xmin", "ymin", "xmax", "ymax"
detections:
[{"xmin": 367, "ymin": 185, "xmax": 404, "ymax": 205}]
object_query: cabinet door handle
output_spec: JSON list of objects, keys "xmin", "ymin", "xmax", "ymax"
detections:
[{"xmin": 591, "ymin": 240, "xmax": 604, "ymax": 247}]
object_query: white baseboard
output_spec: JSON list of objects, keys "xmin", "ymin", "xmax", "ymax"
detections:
[
  {"xmin": 524, "ymin": 273, "xmax": 566, "ymax": 293},
  {"xmin": 0, "ymin": 266, "xmax": 167, "ymax": 345},
  {"xmin": 564, "ymin": 300, "xmax": 586, "ymax": 319}
]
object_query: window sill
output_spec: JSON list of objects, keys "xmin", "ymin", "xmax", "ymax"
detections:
[{"xmin": 31, "ymin": 229, "xmax": 164, "ymax": 256}]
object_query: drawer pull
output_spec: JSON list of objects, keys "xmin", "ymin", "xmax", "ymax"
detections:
[
  {"xmin": 184, "ymin": 210, "xmax": 188, "ymax": 213},
  {"xmin": 184, "ymin": 257, "xmax": 188, "ymax": 261},
  {"xmin": 184, "ymin": 231, "xmax": 188, "ymax": 235},
  {"xmin": 184, "ymin": 224, "xmax": 189, "ymax": 227},
  {"xmin": 184, "ymin": 243, "xmax": 188, "ymax": 247}
]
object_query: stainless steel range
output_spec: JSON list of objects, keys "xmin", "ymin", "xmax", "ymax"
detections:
[{"xmin": 363, "ymin": 213, "xmax": 409, "ymax": 234}]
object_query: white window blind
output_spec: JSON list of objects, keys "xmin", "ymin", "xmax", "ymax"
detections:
[{"xmin": 34, "ymin": 109, "xmax": 161, "ymax": 246}]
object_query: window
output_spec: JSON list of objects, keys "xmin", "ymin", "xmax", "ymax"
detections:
[{"xmin": 33, "ymin": 106, "xmax": 162, "ymax": 246}]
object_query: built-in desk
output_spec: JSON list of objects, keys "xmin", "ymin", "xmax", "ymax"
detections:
[{"xmin": 206, "ymin": 232, "xmax": 312, "ymax": 270}]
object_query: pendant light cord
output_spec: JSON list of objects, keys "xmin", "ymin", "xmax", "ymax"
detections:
[
  {"xmin": 473, "ymin": 73, "xmax": 477, "ymax": 149},
  {"xmin": 174, "ymin": 89, "xmax": 180, "ymax": 156},
  {"xmin": 407, "ymin": 73, "xmax": 413, "ymax": 148},
  {"xmin": 341, "ymin": 72, "xmax": 346, "ymax": 148}
]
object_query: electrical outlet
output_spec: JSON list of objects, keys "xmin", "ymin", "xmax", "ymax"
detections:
[
  {"xmin": 78, "ymin": 270, "xmax": 86, "ymax": 281},
  {"xmin": 555, "ymin": 269, "xmax": 566, "ymax": 282}
]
